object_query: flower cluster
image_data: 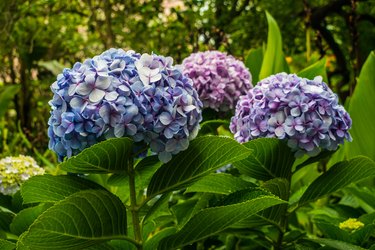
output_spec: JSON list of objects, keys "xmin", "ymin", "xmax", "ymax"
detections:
[
  {"xmin": 230, "ymin": 73, "xmax": 352, "ymax": 156},
  {"xmin": 0, "ymin": 155, "xmax": 45, "ymax": 195},
  {"xmin": 182, "ymin": 51, "xmax": 252, "ymax": 111},
  {"xmin": 339, "ymin": 218, "xmax": 364, "ymax": 231},
  {"xmin": 48, "ymin": 48, "xmax": 202, "ymax": 162}
]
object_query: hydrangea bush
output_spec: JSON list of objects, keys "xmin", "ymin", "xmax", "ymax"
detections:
[
  {"xmin": 48, "ymin": 48, "xmax": 202, "ymax": 162},
  {"xmin": 230, "ymin": 73, "xmax": 352, "ymax": 156},
  {"xmin": 182, "ymin": 51, "xmax": 252, "ymax": 111},
  {"xmin": 0, "ymin": 155, "xmax": 44, "ymax": 195}
]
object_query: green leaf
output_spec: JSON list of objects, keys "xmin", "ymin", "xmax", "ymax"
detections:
[
  {"xmin": 185, "ymin": 173, "xmax": 254, "ymax": 194},
  {"xmin": 0, "ymin": 239, "xmax": 15, "ymax": 250},
  {"xmin": 0, "ymin": 209, "xmax": 14, "ymax": 231},
  {"xmin": 10, "ymin": 203, "xmax": 52, "ymax": 236},
  {"xmin": 18, "ymin": 190, "xmax": 128, "ymax": 250},
  {"xmin": 245, "ymin": 47, "xmax": 263, "ymax": 84},
  {"xmin": 346, "ymin": 52, "xmax": 375, "ymax": 161},
  {"xmin": 298, "ymin": 57, "xmax": 328, "ymax": 83},
  {"xmin": 198, "ymin": 120, "xmax": 230, "ymax": 136},
  {"xmin": 21, "ymin": 175, "xmax": 104, "ymax": 204},
  {"xmin": 0, "ymin": 85, "xmax": 21, "ymax": 118},
  {"xmin": 300, "ymin": 156, "xmax": 375, "ymax": 205},
  {"xmin": 147, "ymin": 136, "xmax": 252, "ymax": 197},
  {"xmin": 233, "ymin": 138, "xmax": 295, "ymax": 181},
  {"xmin": 260, "ymin": 178, "xmax": 289, "ymax": 224},
  {"xmin": 306, "ymin": 238, "xmax": 366, "ymax": 250},
  {"xmin": 59, "ymin": 137, "xmax": 133, "ymax": 174},
  {"xmin": 294, "ymin": 149, "xmax": 336, "ymax": 173},
  {"xmin": 259, "ymin": 11, "xmax": 289, "ymax": 80},
  {"xmin": 158, "ymin": 188, "xmax": 285, "ymax": 249},
  {"xmin": 144, "ymin": 227, "xmax": 176, "ymax": 250}
]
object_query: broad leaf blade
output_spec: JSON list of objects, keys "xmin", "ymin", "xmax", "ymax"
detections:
[
  {"xmin": 147, "ymin": 136, "xmax": 252, "ymax": 197},
  {"xmin": 0, "ymin": 239, "xmax": 15, "ymax": 250},
  {"xmin": 233, "ymin": 138, "xmax": 295, "ymax": 181},
  {"xmin": 245, "ymin": 47, "xmax": 263, "ymax": 84},
  {"xmin": 300, "ymin": 156, "xmax": 375, "ymax": 205},
  {"xmin": 21, "ymin": 175, "xmax": 104, "ymax": 204},
  {"xmin": 298, "ymin": 57, "xmax": 328, "ymax": 83},
  {"xmin": 185, "ymin": 173, "xmax": 254, "ymax": 194},
  {"xmin": 18, "ymin": 190, "xmax": 127, "ymax": 250},
  {"xmin": 10, "ymin": 203, "xmax": 52, "ymax": 236},
  {"xmin": 0, "ymin": 85, "xmax": 21, "ymax": 118},
  {"xmin": 159, "ymin": 188, "xmax": 285, "ymax": 249},
  {"xmin": 306, "ymin": 238, "xmax": 366, "ymax": 250},
  {"xmin": 259, "ymin": 11, "xmax": 289, "ymax": 80},
  {"xmin": 60, "ymin": 137, "xmax": 133, "ymax": 174},
  {"xmin": 347, "ymin": 52, "xmax": 375, "ymax": 161}
]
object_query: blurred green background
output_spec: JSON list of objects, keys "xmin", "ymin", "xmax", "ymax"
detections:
[{"xmin": 0, "ymin": 0, "xmax": 374, "ymax": 162}]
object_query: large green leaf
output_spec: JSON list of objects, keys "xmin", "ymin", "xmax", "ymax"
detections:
[
  {"xmin": 346, "ymin": 52, "xmax": 375, "ymax": 161},
  {"xmin": 10, "ymin": 203, "xmax": 52, "ymax": 236},
  {"xmin": 233, "ymin": 138, "xmax": 295, "ymax": 181},
  {"xmin": 0, "ymin": 239, "xmax": 15, "ymax": 250},
  {"xmin": 21, "ymin": 175, "xmax": 104, "ymax": 204},
  {"xmin": 18, "ymin": 190, "xmax": 128, "ymax": 250},
  {"xmin": 297, "ymin": 57, "xmax": 328, "ymax": 83},
  {"xmin": 245, "ymin": 47, "xmax": 263, "ymax": 84},
  {"xmin": 147, "ymin": 136, "xmax": 252, "ymax": 197},
  {"xmin": 306, "ymin": 238, "xmax": 366, "ymax": 250},
  {"xmin": 300, "ymin": 156, "xmax": 375, "ymax": 205},
  {"xmin": 0, "ymin": 85, "xmax": 20, "ymax": 118},
  {"xmin": 185, "ymin": 173, "xmax": 254, "ymax": 194},
  {"xmin": 158, "ymin": 188, "xmax": 285, "ymax": 249},
  {"xmin": 59, "ymin": 137, "xmax": 133, "ymax": 174},
  {"xmin": 259, "ymin": 11, "xmax": 289, "ymax": 80}
]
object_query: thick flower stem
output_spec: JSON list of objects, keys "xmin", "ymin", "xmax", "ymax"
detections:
[
  {"xmin": 275, "ymin": 174, "xmax": 292, "ymax": 250},
  {"xmin": 128, "ymin": 157, "xmax": 143, "ymax": 250}
]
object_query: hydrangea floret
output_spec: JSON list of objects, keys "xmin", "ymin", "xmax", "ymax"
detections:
[
  {"xmin": 230, "ymin": 73, "xmax": 352, "ymax": 156},
  {"xmin": 48, "ymin": 49, "xmax": 203, "ymax": 163},
  {"xmin": 0, "ymin": 155, "xmax": 45, "ymax": 195},
  {"xmin": 182, "ymin": 51, "xmax": 252, "ymax": 111}
]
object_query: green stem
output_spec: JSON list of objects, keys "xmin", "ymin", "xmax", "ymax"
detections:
[
  {"xmin": 275, "ymin": 175, "xmax": 292, "ymax": 250},
  {"xmin": 128, "ymin": 156, "xmax": 143, "ymax": 250}
]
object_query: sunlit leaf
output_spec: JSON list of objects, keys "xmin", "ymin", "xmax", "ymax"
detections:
[
  {"xmin": 259, "ymin": 11, "xmax": 289, "ymax": 80},
  {"xmin": 18, "ymin": 190, "xmax": 128, "ymax": 250},
  {"xmin": 21, "ymin": 175, "xmax": 104, "ymax": 204},
  {"xmin": 59, "ymin": 138, "xmax": 133, "ymax": 174},
  {"xmin": 298, "ymin": 57, "xmax": 328, "ymax": 82},
  {"xmin": 185, "ymin": 173, "xmax": 254, "ymax": 194},
  {"xmin": 346, "ymin": 52, "xmax": 375, "ymax": 161},
  {"xmin": 147, "ymin": 136, "xmax": 252, "ymax": 197},
  {"xmin": 300, "ymin": 156, "xmax": 375, "ymax": 205}
]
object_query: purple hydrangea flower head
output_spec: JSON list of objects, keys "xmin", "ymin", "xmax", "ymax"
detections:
[
  {"xmin": 48, "ymin": 48, "xmax": 203, "ymax": 163},
  {"xmin": 182, "ymin": 51, "xmax": 252, "ymax": 111},
  {"xmin": 230, "ymin": 73, "xmax": 352, "ymax": 157}
]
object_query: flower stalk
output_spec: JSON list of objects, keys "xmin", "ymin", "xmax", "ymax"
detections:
[{"xmin": 128, "ymin": 156, "xmax": 143, "ymax": 250}]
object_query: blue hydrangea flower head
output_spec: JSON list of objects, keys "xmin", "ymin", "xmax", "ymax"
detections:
[
  {"xmin": 230, "ymin": 73, "xmax": 352, "ymax": 156},
  {"xmin": 48, "ymin": 49, "xmax": 203, "ymax": 162},
  {"xmin": 182, "ymin": 51, "xmax": 252, "ymax": 111}
]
